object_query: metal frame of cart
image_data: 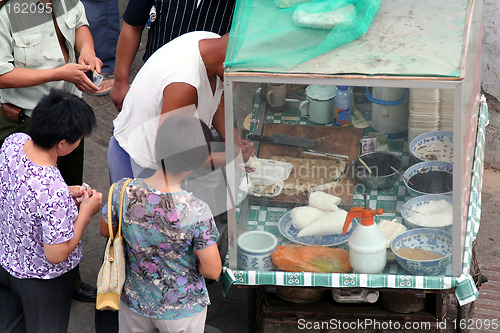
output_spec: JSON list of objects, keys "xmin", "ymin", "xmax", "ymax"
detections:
[{"xmin": 220, "ymin": 0, "xmax": 485, "ymax": 326}]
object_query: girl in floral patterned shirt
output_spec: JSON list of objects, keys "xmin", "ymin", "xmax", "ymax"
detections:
[{"xmin": 101, "ymin": 114, "xmax": 222, "ymax": 332}]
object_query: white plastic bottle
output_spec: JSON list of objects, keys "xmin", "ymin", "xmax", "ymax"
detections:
[
  {"xmin": 342, "ymin": 207, "xmax": 387, "ymax": 274},
  {"xmin": 334, "ymin": 85, "xmax": 352, "ymax": 126}
]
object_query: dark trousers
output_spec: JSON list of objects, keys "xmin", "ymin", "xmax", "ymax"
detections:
[
  {"xmin": 95, "ymin": 242, "xmax": 119, "ymax": 333},
  {"xmin": 80, "ymin": 0, "xmax": 120, "ymax": 73},
  {"xmin": 0, "ymin": 265, "xmax": 78, "ymax": 333},
  {"xmin": 95, "ymin": 307, "xmax": 119, "ymax": 333}
]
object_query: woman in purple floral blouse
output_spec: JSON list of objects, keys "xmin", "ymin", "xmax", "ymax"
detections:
[
  {"xmin": 101, "ymin": 114, "xmax": 222, "ymax": 332},
  {"xmin": 0, "ymin": 89, "xmax": 103, "ymax": 333}
]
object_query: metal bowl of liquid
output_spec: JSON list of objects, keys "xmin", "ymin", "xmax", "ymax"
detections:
[{"xmin": 353, "ymin": 152, "xmax": 402, "ymax": 190}]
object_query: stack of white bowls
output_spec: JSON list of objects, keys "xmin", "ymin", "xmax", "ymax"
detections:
[
  {"xmin": 408, "ymin": 88, "xmax": 440, "ymax": 142},
  {"xmin": 439, "ymin": 89, "xmax": 453, "ymax": 131}
]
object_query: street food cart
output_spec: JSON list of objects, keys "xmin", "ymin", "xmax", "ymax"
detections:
[{"xmin": 220, "ymin": 0, "xmax": 486, "ymax": 331}]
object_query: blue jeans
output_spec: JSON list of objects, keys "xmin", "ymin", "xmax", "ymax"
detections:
[
  {"xmin": 81, "ymin": 0, "xmax": 120, "ymax": 73},
  {"xmin": 0, "ymin": 265, "xmax": 78, "ymax": 333},
  {"xmin": 107, "ymin": 136, "xmax": 156, "ymax": 184},
  {"xmin": 107, "ymin": 135, "xmax": 133, "ymax": 184}
]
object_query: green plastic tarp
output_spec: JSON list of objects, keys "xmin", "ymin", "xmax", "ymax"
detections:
[{"xmin": 226, "ymin": 0, "xmax": 382, "ymax": 70}]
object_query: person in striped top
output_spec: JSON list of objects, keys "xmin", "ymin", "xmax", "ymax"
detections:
[{"xmin": 110, "ymin": 0, "xmax": 235, "ymax": 111}]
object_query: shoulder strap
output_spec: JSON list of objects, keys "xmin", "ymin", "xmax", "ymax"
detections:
[
  {"xmin": 106, "ymin": 183, "xmax": 116, "ymax": 241},
  {"xmin": 107, "ymin": 178, "xmax": 133, "ymax": 241}
]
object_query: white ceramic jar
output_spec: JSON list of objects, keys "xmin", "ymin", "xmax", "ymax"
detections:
[{"xmin": 237, "ymin": 230, "xmax": 277, "ymax": 271}]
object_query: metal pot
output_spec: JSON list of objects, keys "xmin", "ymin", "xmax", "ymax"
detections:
[
  {"xmin": 275, "ymin": 287, "xmax": 325, "ymax": 303},
  {"xmin": 353, "ymin": 151, "xmax": 402, "ymax": 190}
]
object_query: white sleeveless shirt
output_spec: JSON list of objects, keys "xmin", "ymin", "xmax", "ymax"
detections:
[{"xmin": 113, "ymin": 31, "xmax": 223, "ymax": 169}]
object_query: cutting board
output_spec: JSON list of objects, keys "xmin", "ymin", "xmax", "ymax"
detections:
[{"xmin": 253, "ymin": 123, "xmax": 364, "ymax": 207}]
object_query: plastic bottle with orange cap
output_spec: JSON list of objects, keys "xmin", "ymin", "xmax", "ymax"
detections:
[{"xmin": 343, "ymin": 207, "xmax": 387, "ymax": 274}]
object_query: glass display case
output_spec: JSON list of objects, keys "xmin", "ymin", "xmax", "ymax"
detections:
[{"xmin": 221, "ymin": 0, "xmax": 485, "ymax": 311}]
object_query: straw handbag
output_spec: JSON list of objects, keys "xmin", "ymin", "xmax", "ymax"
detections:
[{"xmin": 96, "ymin": 178, "xmax": 132, "ymax": 311}]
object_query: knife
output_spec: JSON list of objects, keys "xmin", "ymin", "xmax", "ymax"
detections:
[
  {"xmin": 247, "ymin": 134, "xmax": 314, "ymax": 149},
  {"xmin": 302, "ymin": 149, "xmax": 349, "ymax": 161}
]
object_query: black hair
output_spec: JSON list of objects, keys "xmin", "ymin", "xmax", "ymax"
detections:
[
  {"xmin": 30, "ymin": 89, "xmax": 96, "ymax": 149},
  {"xmin": 155, "ymin": 114, "xmax": 214, "ymax": 174}
]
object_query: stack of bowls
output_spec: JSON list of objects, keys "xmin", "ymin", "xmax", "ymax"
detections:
[
  {"xmin": 408, "ymin": 88, "xmax": 440, "ymax": 142},
  {"xmin": 439, "ymin": 89, "xmax": 454, "ymax": 131}
]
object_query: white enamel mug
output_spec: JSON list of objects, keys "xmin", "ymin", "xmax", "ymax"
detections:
[{"xmin": 299, "ymin": 85, "xmax": 337, "ymax": 124}]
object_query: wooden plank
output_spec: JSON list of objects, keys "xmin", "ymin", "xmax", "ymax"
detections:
[
  {"xmin": 255, "ymin": 123, "xmax": 363, "ymax": 207},
  {"xmin": 225, "ymin": 71, "xmax": 464, "ymax": 82}
]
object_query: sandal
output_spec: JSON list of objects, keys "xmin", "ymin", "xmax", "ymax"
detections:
[{"xmin": 90, "ymin": 73, "xmax": 114, "ymax": 96}]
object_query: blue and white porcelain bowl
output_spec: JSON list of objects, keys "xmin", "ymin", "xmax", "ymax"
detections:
[
  {"xmin": 401, "ymin": 194, "xmax": 453, "ymax": 234},
  {"xmin": 391, "ymin": 228, "xmax": 452, "ymax": 276},
  {"xmin": 409, "ymin": 131, "xmax": 453, "ymax": 164},
  {"xmin": 237, "ymin": 231, "xmax": 277, "ymax": 271},
  {"xmin": 403, "ymin": 161, "xmax": 453, "ymax": 197}
]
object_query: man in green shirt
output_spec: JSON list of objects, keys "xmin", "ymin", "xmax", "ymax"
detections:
[{"xmin": 0, "ymin": 0, "xmax": 104, "ymax": 185}]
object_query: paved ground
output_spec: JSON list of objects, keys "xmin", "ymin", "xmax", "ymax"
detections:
[{"xmin": 67, "ymin": 1, "xmax": 500, "ymax": 331}]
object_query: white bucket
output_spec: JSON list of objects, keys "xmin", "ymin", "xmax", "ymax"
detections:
[{"xmin": 366, "ymin": 87, "xmax": 409, "ymax": 134}]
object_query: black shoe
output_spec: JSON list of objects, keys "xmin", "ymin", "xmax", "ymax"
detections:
[
  {"xmin": 204, "ymin": 324, "xmax": 222, "ymax": 333},
  {"xmin": 73, "ymin": 282, "xmax": 97, "ymax": 302}
]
